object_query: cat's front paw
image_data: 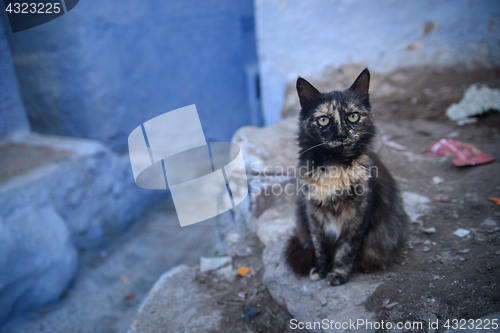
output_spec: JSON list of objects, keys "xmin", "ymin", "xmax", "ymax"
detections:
[
  {"xmin": 326, "ymin": 270, "xmax": 350, "ymax": 286},
  {"xmin": 309, "ymin": 267, "xmax": 327, "ymax": 281}
]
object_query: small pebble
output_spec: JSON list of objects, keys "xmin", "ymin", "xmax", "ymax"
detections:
[
  {"xmin": 434, "ymin": 275, "xmax": 440, "ymax": 280},
  {"xmin": 432, "ymin": 177, "xmax": 444, "ymax": 184},
  {"xmin": 453, "ymin": 228, "xmax": 470, "ymax": 237},
  {"xmin": 423, "ymin": 227, "xmax": 436, "ymax": 235},
  {"xmin": 422, "ymin": 246, "xmax": 431, "ymax": 253},
  {"xmin": 458, "ymin": 249, "xmax": 470, "ymax": 254}
]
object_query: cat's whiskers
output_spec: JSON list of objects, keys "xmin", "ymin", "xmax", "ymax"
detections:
[
  {"xmin": 299, "ymin": 142, "xmax": 328, "ymax": 157},
  {"xmin": 327, "ymin": 141, "xmax": 343, "ymax": 148}
]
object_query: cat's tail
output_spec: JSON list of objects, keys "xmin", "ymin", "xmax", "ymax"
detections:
[{"xmin": 284, "ymin": 235, "xmax": 316, "ymax": 276}]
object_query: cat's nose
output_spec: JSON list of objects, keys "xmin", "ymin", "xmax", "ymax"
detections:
[{"xmin": 337, "ymin": 131, "xmax": 347, "ymax": 141}]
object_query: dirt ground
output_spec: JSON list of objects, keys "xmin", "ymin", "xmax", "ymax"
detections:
[
  {"xmin": 365, "ymin": 66, "xmax": 500, "ymax": 332},
  {"xmin": 195, "ymin": 233, "xmax": 303, "ymax": 333},
  {"xmin": 198, "ymin": 66, "xmax": 500, "ymax": 333}
]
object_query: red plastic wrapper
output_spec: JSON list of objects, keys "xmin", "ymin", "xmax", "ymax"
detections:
[{"xmin": 425, "ymin": 139, "xmax": 495, "ymax": 166}]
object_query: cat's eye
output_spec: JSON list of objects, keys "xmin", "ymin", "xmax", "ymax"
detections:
[
  {"xmin": 318, "ymin": 117, "xmax": 330, "ymax": 126},
  {"xmin": 347, "ymin": 113, "xmax": 360, "ymax": 123}
]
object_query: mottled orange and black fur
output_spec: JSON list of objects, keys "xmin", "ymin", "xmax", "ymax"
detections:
[{"xmin": 285, "ymin": 69, "xmax": 408, "ymax": 286}]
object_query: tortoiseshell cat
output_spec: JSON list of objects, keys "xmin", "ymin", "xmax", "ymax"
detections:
[{"xmin": 285, "ymin": 69, "xmax": 408, "ymax": 286}]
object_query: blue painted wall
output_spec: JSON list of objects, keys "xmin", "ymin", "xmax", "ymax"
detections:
[
  {"xmin": 0, "ymin": 15, "xmax": 28, "ymax": 140},
  {"xmin": 3, "ymin": 0, "xmax": 262, "ymax": 152}
]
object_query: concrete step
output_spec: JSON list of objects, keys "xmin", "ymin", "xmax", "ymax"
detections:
[{"xmin": 0, "ymin": 132, "xmax": 161, "ymax": 326}]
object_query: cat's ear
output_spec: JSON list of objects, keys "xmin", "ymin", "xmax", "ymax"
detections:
[
  {"xmin": 297, "ymin": 77, "xmax": 321, "ymax": 108},
  {"xmin": 349, "ymin": 68, "xmax": 370, "ymax": 100}
]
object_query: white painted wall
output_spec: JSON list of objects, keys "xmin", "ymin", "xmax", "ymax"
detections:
[{"xmin": 255, "ymin": 0, "xmax": 500, "ymax": 124}]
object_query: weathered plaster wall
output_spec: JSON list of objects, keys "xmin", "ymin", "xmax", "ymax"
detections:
[
  {"xmin": 255, "ymin": 0, "xmax": 500, "ymax": 124},
  {"xmin": 4, "ymin": 0, "xmax": 261, "ymax": 152}
]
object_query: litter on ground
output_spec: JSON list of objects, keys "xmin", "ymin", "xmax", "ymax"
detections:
[
  {"xmin": 445, "ymin": 85, "xmax": 500, "ymax": 121},
  {"xmin": 237, "ymin": 266, "xmax": 251, "ymax": 277},
  {"xmin": 425, "ymin": 139, "xmax": 495, "ymax": 166}
]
